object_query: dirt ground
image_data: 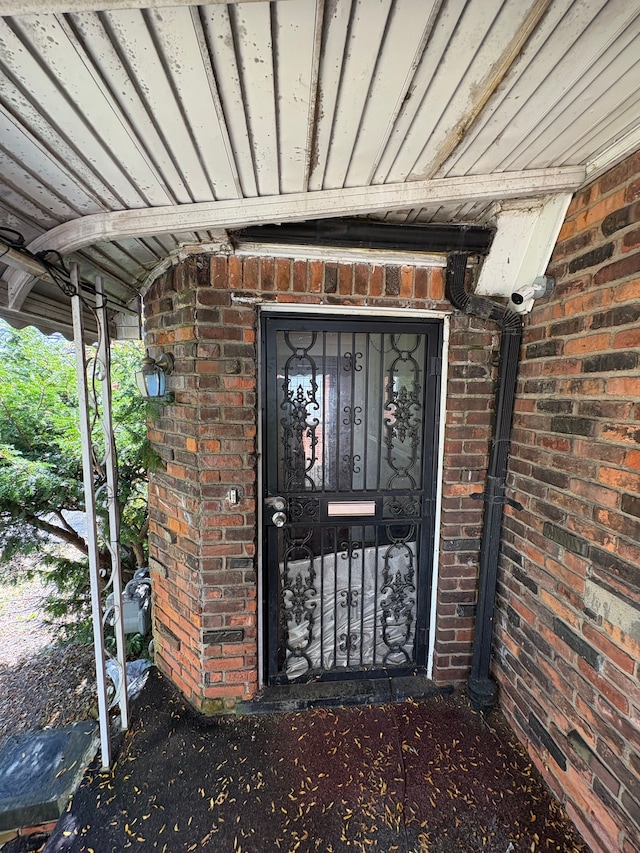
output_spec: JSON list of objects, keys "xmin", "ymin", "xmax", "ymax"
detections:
[
  {"xmin": 0, "ymin": 575, "xmax": 588, "ymax": 853},
  {"xmin": 32, "ymin": 669, "xmax": 588, "ymax": 853},
  {"xmin": 0, "ymin": 572, "xmax": 56, "ymax": 666}
]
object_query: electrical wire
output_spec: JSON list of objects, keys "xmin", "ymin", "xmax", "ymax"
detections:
[
  {"xmin": 0, "ymin": 227, "xmax": 26, "ymax": 247},
  {"xmin": 5, "ymin": 228, "xmax": 122, "ymax": 550},
  {"xmin": 1, "ymin": 228, "xmax": 136, "ymax": 315}
]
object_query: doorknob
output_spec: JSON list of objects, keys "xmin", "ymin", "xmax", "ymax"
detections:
[{"xmin": 272, "ymin": 511, "xmax": 287, "ymax": 527}]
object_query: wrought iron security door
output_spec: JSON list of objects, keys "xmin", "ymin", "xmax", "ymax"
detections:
[{"xmin": 262, "ymin": 314, "xmax": 443, "ymax": 684}]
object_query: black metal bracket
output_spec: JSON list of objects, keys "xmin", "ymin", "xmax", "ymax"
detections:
[
  {"xmin": 235, "ymin": 219, "xmax": 496, "ymax": 255},
  {"xmin": 470, "ymin": 491, "xmax": 523, "ymax": 511}
]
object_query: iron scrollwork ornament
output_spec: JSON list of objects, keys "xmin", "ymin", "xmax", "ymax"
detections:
[
  {"xmin": 383, "ymin": 335, "xmax": 423, "ymax": 489},
  {"xmin": 280, "ymin": 526, "xmax": 318, "ymax": 677},
  {"xmin": 380, "ymin": 534, "xmax": 417, "ymax": 664},
  {"xmin": 280, "ymin": 332, "xmax": 320, "ymax": 491}
]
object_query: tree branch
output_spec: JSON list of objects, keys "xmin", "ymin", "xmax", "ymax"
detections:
[
  {"xmin": 25, "ymin": 513, "xmax": 88, "ymax": 555},
  {"xmin": 52, "ymin": 509, "xmax": 80, "ymax": 538},
  {"xmin": 131, "ymin": 516, "xmax": 149, "ymax": 568}
]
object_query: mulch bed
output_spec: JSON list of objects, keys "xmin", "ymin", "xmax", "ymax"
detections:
[
  {"xmin": 0, "ymin": 644, "xmax": 96, "ymax": 752},
  {"xmin": 29, "ymin": 669, "xmax": 587, "ymax": 853},
  {"xmin": 0, "ymin": 569, "xmax": 97, "ymax": 753}
]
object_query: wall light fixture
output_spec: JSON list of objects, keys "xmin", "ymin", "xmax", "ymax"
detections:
[{"xmin": 135, "ymin": 351, "xmax": 174, "ymax": 399}]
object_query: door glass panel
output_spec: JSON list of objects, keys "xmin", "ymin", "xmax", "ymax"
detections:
[
  {"xmin": 381, "ymin": 333, "xmax": 426, "ymax": 491},
  {"xmin": 278, "ymin": 523, "xmax": 418, "ymax": 679},
  {"xmin": 275, "ymin": 330, "xmax": 426, "ymax": 494}
]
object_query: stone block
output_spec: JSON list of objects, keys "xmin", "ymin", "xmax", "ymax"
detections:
[{"xmin": 0, "ymin": 722, "xmax": 98, "ymax": 833}]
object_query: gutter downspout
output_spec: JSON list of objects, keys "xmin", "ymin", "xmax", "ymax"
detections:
[{"xmin": 445, "ymin": 253, "xmax": 523, "ymax": 713}]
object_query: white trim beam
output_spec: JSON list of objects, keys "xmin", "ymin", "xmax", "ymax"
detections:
[
  {"xmin": 586, "ymin": 123, "xmax": 640, "ymax": 183},
  {"xmin": 6, "ymin": 166, "xmax": 585, "ymax": 310},
  {"xmin": 0, "ymin": 240, "xmax": 50, "ymax": 279},
  {"xmin": 235, "ymin": 242, "xmax": 448, "ymax": 269}
]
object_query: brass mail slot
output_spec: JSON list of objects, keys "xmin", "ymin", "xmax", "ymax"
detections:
[{"xmin": 327, "ymin": 500, "xmax": 376, "ymax": 517}]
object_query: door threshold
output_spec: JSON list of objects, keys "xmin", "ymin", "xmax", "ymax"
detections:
[{"xmin": 236, "ymin": 674, "xmax": 453, "ymax": 715}]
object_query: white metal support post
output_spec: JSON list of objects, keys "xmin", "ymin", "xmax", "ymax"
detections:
[
  {"xmin": 95, "ymin": 277, "xmax": 129, "ymax": 731},
  {"xmin": 70, "ymin": 265, "xmax": 111, "ymax": 769}
]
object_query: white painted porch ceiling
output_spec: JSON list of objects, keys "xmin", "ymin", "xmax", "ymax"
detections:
[{"xmin": 1, "ymin": 0, "xmax": 640, "ymax": 334}]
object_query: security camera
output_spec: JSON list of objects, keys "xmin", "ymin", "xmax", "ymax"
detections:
[{"xmin": 511, "ymin": 275, "xmax": 555, "ymax": 306}]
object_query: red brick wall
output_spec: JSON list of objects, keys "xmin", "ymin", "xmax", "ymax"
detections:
[
  {"xmin": 439, "ymin": 316, "xmax": 497, "ymax": 680},
  {"xmin": 143, "ymin": 253, "xmax": 496, "ymax": 711},
  {"xmin": 496, "ymin": 151, "xmax": 640, "ymax": 853}
]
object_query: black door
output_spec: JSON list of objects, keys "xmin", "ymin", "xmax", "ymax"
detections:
[{"xmin": 262, "ymin": 314, "xmax": 443, "ymax": 684}]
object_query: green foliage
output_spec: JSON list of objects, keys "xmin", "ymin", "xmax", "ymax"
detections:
[
  {"xmin": 40, "ymin": 554, "xmax": 95, "ymax": 645},
  {"xmin": 0, "ymin": 319, "xmax": 157, "ymax": 642},
  {"xmin": 106, "ymin": 629, "xmax": 152, "ymax": 660}
]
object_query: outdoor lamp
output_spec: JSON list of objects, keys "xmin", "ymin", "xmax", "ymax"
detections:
[{"xmin": 135, "ymin": 351, "xmax": 174, "ymax": 398}]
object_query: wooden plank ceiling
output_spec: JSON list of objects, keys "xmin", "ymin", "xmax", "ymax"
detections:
[{"xmin": 1, "ymin": 0, "xmax": 640, "ymax": 335}]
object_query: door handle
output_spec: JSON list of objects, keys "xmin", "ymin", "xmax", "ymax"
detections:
[
  {"xmin": 265, "ymin": 496, "xmax": 287, "ymax": 526},
  {"xmin": 265, "ymin": 496, "xmax": 286, "ymax": 511}
]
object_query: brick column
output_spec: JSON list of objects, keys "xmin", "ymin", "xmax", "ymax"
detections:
[{"xmin": 143, "ymin": 252, "xmax": 496, "ymax": 712}]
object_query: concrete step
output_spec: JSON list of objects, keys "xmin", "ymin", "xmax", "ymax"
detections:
[
  {"xmin": 0, "ymin": 721, "xmax": 98, "ymax": 835},
  {"xmin": 237, "ymin": 672, "xmax": 452, "ymax": 714}
]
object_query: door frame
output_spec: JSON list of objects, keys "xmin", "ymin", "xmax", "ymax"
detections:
[{"xmin": 256, "ymin": 304, "xmax": 451, "ymax": 688}]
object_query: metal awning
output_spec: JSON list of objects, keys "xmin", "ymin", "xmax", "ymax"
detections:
[{"xmin": 1, "ymin": 0, "xmax": 640, "ymax": 335}]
